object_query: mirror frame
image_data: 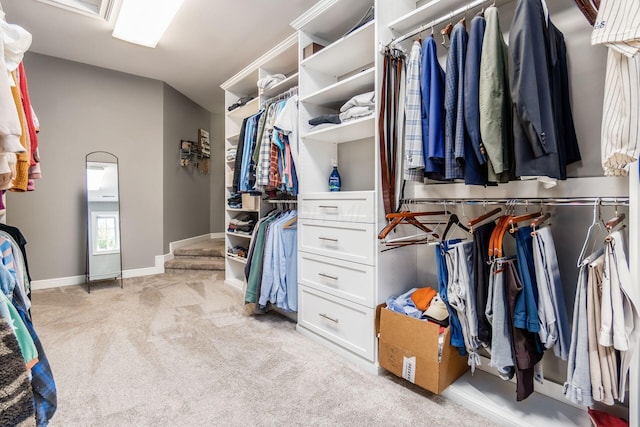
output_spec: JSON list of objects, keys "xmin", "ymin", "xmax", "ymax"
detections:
[{"xmin": 85, "ymin": 151, "xmax": 123, "ymax": 293}]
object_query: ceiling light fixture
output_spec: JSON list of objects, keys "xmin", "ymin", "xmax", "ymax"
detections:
[{"xmin": 112, "ymin": 0, "xmax": 185, "ymax": 48}]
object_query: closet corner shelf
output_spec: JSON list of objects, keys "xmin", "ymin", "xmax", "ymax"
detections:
[
  {"xmin": 261, "ymin": 72, "xmax": 299, "ymax": 99},
  {"xmin": 227, "ymin": 207, "xmax": 260, "ymax": 213},
  {"xmin": 300, "ymin": 67, "xmax": 374, "ymax": 106},
  {"xmin": 226, "ymin": 97, "xmax": 260, "ymax": 120},
  {"xmin": 226, "ymin": 253, "xmax": 248, "ymax": 264},
  {"xmin": 388, "ymin": 0, "xmax": 510, "ymax": 36},
  {"xmin": 226, "ymin": 132, "xmax": 241, "ymax": 142},
  {"xmin": 302, "ymin": 115, "xmax": 375, "ymax": 143},
  {"xmin": 226, "ymin": 231, "xmax": 253, "ymax": 239},
  {"xmin": 300, "ymin": 20, "xmax": 375, "ymax": 77}
]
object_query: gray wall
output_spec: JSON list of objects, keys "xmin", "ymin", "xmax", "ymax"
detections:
[
  {"xmin": 210, "ymin": 112, "xmax": 225, "ymax": 233},
  {"xmin": 6, "ymin": 52, "xmax": 223, "ymax": 281},
  {"xmin": 162, "ymin": 84, "xmax": 212, "ymax": 251}
]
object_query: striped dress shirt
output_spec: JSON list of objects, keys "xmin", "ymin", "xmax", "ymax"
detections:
[{"xmin": 592, "ymin": 0, "xmax": 640, "ymax": 176}]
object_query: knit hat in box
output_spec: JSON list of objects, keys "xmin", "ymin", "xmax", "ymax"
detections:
[{"xmin": 410, "ymin": 287, "xmax": 437, "ymax": 311}]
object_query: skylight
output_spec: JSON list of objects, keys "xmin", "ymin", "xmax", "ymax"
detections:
[{"xmin": 35, "ymin": 0, "xmax": 115, "ymax": 20}]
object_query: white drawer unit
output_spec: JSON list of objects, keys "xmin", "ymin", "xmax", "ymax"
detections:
[
  {"xmin": 299, "ymin": 219, "xmax": 375, "ymax": 265},
  {"xmin": 298, "ymin": 285, "xmax": 375, "ymax": 361},
  {"xmin": 298, "ymin": 191, "xmax": 375, "ymax": 223},
  {"xmin": 299, "ymin": 252, "xmax": 375, "ymax": 306}
]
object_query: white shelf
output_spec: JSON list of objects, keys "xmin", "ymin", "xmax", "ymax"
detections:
[
  {"xmin": 291, "ymin": 0, "xmax": 373, "ymax": 43},
  {"xmin": 301, "ymin": 67, "xmax": 374, "ymax": 106},
  {"xmin": 226, "ymin": 132, "xmax": 240, "ymax": 142},
  {"xmin": 226, "ymin": 253, "xmax": 248, "ymax": 265},
  {"xmin": 300, "ymin": 20, "xmax": 375, "ymax": 77},
  {"xmin": 226, "ymin": 159, "xmax": 236, "ymax": 164},
  {"xmin": 302, "ymin": 115, "xmax": 375, "ymax": 143},
  {"xmin": 226, "ymin": 231, "xmax": 252, "ymax": 239},
  {"xmin": 388, "ymin": 0, "xmax": 511, "ymax": 36},
  {"xmin": 227, "ymin": 207, "xmax": 260, "ymax": 213},
  {"xmin": 226, "ymin": 97, "xmax": 259, "ymax": 119},
  {"xmin": 261, "ymin": 72, "xmax": 299, "ymax": 98}
]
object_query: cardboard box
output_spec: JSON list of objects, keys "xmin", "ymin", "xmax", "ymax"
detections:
[
  {"xmin": 241, "ymin": 193, "xmax": 260, "ymax": 211},
  {"xmin": 376, "ymin": 304, "xmax": 468, "ymax": 394},
  {"xmin": 303, "ymin": 43, "xmax": 324, "ymax": 59}
]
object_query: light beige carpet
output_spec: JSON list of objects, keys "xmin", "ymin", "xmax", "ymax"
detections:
[{"xmin": 31, "ymin": 271, "xmax": 497, "ymax": 426}]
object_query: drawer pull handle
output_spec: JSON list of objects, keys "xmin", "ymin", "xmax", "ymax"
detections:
[
  {"xmin": 318, "ymin": 273, "xmax": 338, "ymax": 280},
  {"xmin": 318, "ymin": 237, "xmax": 338, "ymax": 242},
  {"xmin": 318, "ymin": 205, "xmax": 339, "ymax": 209},
  {"xmin": 319, "ymin": 313, "xmax": 339, "ymax": 323}
]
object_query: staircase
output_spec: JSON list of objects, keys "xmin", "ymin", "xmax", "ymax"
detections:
[{"xmin": 164, "ymin": 238, "xmax": 226, "ymax": 272}]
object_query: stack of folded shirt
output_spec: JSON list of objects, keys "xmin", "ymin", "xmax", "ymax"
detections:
[
  {"xmin": 308, "ymin": 91, "xmax": 376, "ymax": 127},
  {"xmin": 227, "ymin": 213, "xmax": 256, "ymax": 234},
  {"xmin": 227, "ymin": 192, "xmax": 242, "ymax": 209},
  {"xmin": 257, "ymin": 74, "xmax": 286, "ymax": 91},
  {"xmin": 226, "ymin": 148, "xmax": 237, "ymax": 162},
  {"xmin": 339, "ymin": 90, "xmax": 374, "ymax": 122}
]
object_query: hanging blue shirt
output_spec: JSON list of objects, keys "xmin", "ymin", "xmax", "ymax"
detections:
[
  {"xmin": 420, "ymin": 36, "xmax": 446, "ymax": 181},
  {"xmin": 436, "ymin": 240, "xmax": 466, "ymax": 354},
  {"xmin": 239, "ymin": 112, "xmax": 263, "ymax": 192}
]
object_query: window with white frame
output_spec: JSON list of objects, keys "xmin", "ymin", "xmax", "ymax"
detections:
[{"xmin": 91, "ymin": 211, "xmax": 120, "ymax": 255}]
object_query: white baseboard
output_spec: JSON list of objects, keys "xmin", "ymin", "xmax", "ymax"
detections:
[
  {"xmin": 31, "ymin": 275, "xmax": 87, "ymax": 290},
  {"xmin": 32, "ymin": 233, "xmax": 224, "ymax": 290}
]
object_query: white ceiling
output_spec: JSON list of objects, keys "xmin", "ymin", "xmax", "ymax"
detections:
[{"xmin": 1, "ymin": 0, "xmax": 317, "ymax": 113}]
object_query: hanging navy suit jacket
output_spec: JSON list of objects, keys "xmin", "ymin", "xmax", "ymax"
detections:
[{"xmin": 509, "ymin": 0, "xmax": 581, "ymax": 180}]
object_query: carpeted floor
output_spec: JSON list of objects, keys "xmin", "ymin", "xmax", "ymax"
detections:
[{"xmin": 31, "ymin": 271, "xmax": 497, "ymax": 426}]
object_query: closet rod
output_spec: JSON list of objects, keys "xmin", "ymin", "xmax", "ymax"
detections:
[
  {"xmin": 401, "ymin": 197, "xmax": 629, "ymax": 207},
  {"xmin": 266, "ymin": 199, "xmax": 298, "ymax": 204},
  {"xmin": 390, "ymin": 0, "xmax": 491, "ymax": 46},
  {"xmin": 261, "ymin": 86, "xmax": 298, "ymax": 108}
]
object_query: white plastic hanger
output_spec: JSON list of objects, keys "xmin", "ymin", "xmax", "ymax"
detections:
[{"xmin": 576, "ymin": 198, "xmax": 605, "ymax": 267}]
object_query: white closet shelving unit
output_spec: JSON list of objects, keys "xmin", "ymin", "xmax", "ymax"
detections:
[
  {"xmin": 286, "ymin": 0, "xmax": 638, "ymax": 426},
  {"xmin": 220, "ymin": 33, "xmax": 299, "ymax": 291},
  {"xmin": 292, "ymin": 0, "xmax": 416, "ymax": 371},
  {"xmin": 377, "ymin": 0, "xmax": 637, "ymax": 426}
]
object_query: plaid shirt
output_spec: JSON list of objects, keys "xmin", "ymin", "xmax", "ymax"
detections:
[
  {"xmin": 257, "ymin": 101, "xmax": 286, "ymax": 188},
  {"xmin": 444, "ymin": 24, "xmax": 468, "ymax": 180},
  {"xmin": 15, "ymin": 295, "xmax": 56, "ymax": 427},
  {"xmin": 404, "ymin": 40, "xmax": 425, "ymax": 182}
]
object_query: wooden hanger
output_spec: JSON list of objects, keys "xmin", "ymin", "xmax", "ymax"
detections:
[
  {"xmin": 282, "ymin": 215, "xmax": 297, "ymax": 229},
  {"xmin": 530, "ymin": 213, "xmax": 551, "ymax": 232},
  {"xmin": 468, "ymin": 207, "xmax": 502, "ymax": 233},
  {"xmin": 605, "ymin": 212, "xmax": 625, "ymax": 232},
  {"xmin": 378, "ymin": 211, "xmax": 446, "ymax": 240},
  {"xmin": 440, "ymin": 17, "xmax": 453, "ymax": 49},
  {"xmin": 488, "ymin": 215, "xmax": 511, "ymax": 258},
  {"xmin": 573, "ymin": 0, "xmax": 598, "ymax": 26},
  {"xmin": 508, "ymin": 211, "xmax": 543, "ymax": 234}
]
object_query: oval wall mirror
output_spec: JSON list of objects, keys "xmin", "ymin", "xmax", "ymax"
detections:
[{"xmin": 85, "ymin": 151, "xmax": 122, "ymax": 292}]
